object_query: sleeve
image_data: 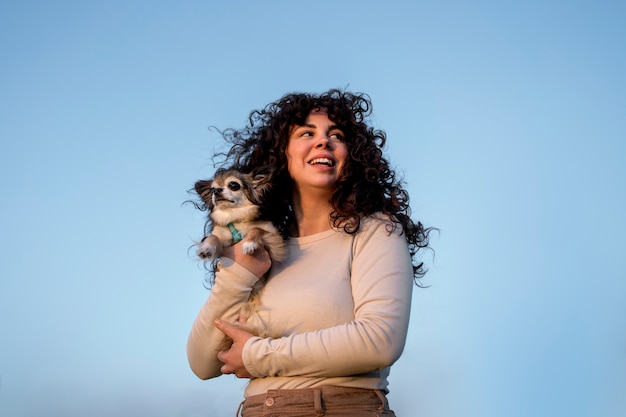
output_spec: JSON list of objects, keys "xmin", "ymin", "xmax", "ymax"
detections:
[
  {"xmin": 241, "ymin": 219, "xmax": 414, "ymax": 378},
  {"xmin": 186, "ymin": 258, "xmax": 260, "ymax": 379}
]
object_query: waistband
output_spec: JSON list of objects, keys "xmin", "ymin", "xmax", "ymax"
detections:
[{"xmin": 238, "ymin": 386, "xmax": 390, "ymax": 416}]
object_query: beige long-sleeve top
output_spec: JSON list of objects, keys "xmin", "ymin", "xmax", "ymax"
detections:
[{"xmin": 186, "ymin": 215, "xmax": 414, "ymax": 397}]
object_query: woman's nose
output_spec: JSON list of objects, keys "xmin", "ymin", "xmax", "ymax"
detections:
[{"xmin": 315, "ymin": 135, "xmax": 332, "ymax": 149}]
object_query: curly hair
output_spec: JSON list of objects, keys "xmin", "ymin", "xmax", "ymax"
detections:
[{"xmin": 210, "ymin": 89, "xmax": 434, "ymax": 284}]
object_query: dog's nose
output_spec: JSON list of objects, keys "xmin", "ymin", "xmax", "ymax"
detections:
[{"xmin": 212, "ymin": 187, "xmax": 223, "ymax": 195}]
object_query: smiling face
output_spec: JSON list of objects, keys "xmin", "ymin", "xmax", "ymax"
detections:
[{"xmin": 285, "ymin": 111, "xmax": 348, "ymax": 197}]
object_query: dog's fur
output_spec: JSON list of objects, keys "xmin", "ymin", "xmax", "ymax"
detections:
[{"xmin": 194, "ymin": 167, "xmax": 285, "ymax": 334}]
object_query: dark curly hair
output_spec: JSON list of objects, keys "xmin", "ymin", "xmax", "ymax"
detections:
[{"xmin": 209, "ymin": 89, "xmax": 434, "ymax": 285}]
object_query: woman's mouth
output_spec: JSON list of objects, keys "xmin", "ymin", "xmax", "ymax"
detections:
[{"xmin": 308, "ymin": 157, "xmax": 335, "ymax": 167}]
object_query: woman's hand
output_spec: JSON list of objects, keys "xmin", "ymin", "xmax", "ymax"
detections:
[
  {"xmin": 222, "ymin": 243, "xmax": 272, "ymax": 278},
  {"xmin": 215, "ymin": 319, "xmax": 255, "ymax": 378}
]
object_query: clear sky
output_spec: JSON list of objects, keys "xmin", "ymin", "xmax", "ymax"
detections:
[{"xmin": 1, "ymin": 1, "xmax": 625, "ymax": 416}]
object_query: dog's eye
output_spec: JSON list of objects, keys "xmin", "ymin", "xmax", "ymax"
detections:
[{"xmin": 228, "ymin": 181, "xmax": 241, "ymax": 191}]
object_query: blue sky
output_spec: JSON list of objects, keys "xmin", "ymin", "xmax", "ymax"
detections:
[{"xmin": 1, "ymin": 1, "xmax": 624, "ymax": 416}]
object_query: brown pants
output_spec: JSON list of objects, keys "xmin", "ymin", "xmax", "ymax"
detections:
[{"xmin": 238, "ymin": 386, "xmax": 397, "ymax": 417}]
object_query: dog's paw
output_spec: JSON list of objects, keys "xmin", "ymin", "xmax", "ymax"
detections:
[
  {"xmin": 241, "ymin": 241, "xmax": 260, "ymax": 255},
  {"xmin": 197, "ymin": 236, "xmax": 219, "ymax": 260},
  {"xmin": 196, "ymin": 243, "xmax": 216, "ymax": 260}
]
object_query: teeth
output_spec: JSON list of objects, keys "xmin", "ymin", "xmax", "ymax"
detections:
[{"xmin": 309, "ymin": 158, "xmax": 334, "ymax": 166}]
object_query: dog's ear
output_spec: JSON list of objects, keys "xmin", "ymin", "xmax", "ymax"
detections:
[
  {"xmin": 249, "ymin": 166, "xmax": 273, "ymax": 196},
  {"xmin": 194, "ymin": 179, "xmax": 214, "ymax": 208}
]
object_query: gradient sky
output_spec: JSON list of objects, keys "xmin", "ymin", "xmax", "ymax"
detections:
[{"xmin": 1, "ymin": 1, "xmax": 625, "ymax": 416}]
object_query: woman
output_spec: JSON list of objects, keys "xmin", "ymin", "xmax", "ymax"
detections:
[{"xmin": 187, "ymin": 89, "xmax": 433, "ymax": 416}]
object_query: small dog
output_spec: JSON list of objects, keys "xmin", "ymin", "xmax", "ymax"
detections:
[{"xmin": 194, "ymin": 167, "xmax": 286, "ymax": 328}]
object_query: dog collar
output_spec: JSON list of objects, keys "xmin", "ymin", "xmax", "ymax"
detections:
[{"xmin": 227, "ymin": 223, "xmax": 243, "ymax": 243}]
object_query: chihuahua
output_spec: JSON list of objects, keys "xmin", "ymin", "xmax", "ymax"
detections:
[{"xmin": 194, "ymin": 167, "xmax": 286, "ymax": 327}]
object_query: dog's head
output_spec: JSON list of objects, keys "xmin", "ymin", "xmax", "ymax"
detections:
[{"xmin": 194, "ymin": 167, "xmax": 273, "ymax": 215}]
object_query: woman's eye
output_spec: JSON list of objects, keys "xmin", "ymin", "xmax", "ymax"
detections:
[
  {"xmin": 329, "ymin": 132, "xmax": 344, "ymax": 141},
  {"xmin": 228, "ymin": 182, "xmax": 241, "ymax": 191},
  {"xmin": 301, "ymin": 131, "xmax": 313, "ymax": 137}
]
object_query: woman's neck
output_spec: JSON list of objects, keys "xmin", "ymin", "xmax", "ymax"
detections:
[{"xmin": 290, "ymin": 192, "xmax": 333, "ymax": 237}]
